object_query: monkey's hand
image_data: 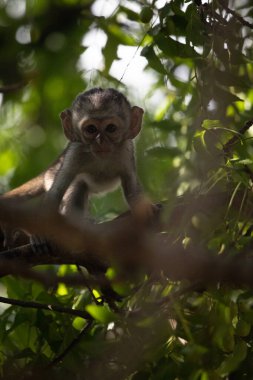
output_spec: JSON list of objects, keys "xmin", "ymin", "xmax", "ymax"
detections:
[
  {"xmin": 1, "ymin": 224, "xmax": 22, "ymax": 249},
  {"xmin": 30, "ymin": 235, "xmax": 53, "ymax": 254},
  {"xmin": 131, "ymin": 195, "xmax": 158, "ymax": 224}
]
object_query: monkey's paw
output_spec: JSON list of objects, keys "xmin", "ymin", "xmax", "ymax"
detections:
[
  {"xmin": 30, "ymin": 235, "xmax": 53, "ymax": 255},
  {"xmin": 2, "ymin": 226, "xmax": 21, "ymax": 249}
]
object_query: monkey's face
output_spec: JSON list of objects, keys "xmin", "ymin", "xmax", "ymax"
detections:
[
  {"xmin": 60, "ymin": 96, "xmax": 144, "ymax": 159},
  {"xmin": 79, "ymin": 117, "xmax": 126, "ymax": 158}
]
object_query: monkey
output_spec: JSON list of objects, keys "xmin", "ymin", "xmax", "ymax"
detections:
[{"xmin": 1, "ymin": 88, "xmax": 155, "ymax": 250}]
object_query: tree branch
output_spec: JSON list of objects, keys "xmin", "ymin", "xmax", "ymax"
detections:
[
  {"xmin": 223, "ymin": 119, "xmax": 253, "ymax": 153},
  {"xmin": 219, "ymin": 0, "xmax": 253, "ymax": 29},
  {"xmin": 1, "ymin": 189, "xmax": 253, "ymax": 289},
  {"xmin": 0, "ymin": 295, "xmax": 91, "ymax": 319},
  {"xmin": 48, "ymin": 320, "xmax": 93, "ymax": 367}
]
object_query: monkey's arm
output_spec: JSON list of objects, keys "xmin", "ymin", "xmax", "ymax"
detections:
[
  {"xmin": 43, "ymin": 143, "xmax": 83, "ymax": 209},
  {"xmin": 121, "ymin": 171, "xmax": 143, "ymax": 206}
]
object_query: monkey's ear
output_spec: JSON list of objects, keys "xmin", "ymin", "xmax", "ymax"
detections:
[
  {"xmin": 128, "ymin": 106, "xmax": 144, "ymax": 139},
  {"xmin": 60, "ymin": 109, "xmax": 77, "ymax": 141}
]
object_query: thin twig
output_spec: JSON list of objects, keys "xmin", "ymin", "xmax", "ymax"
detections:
[
  {"xmin": 0, "ymin": 295, "xmax": 91, "ymax": 319},
  {"xmin": 223, "ymin": 119, "xmax": 253, "ymax": 181},
  {"xmin": 0, "ymin": 260, "xmax": 109, "ymax": 289},
  {"xmin": 119, "ymin": 11, "xmax": 159, "ymax": 82},
  {"xmin": 223, "ymin": 119, "xmax": 253, "ymax": 153},
  {"xmin": 219, "ymin": 0, "xmax": 253, "ymax": 29},
  {"xmin": 76, "ymin": 264, "xmax": 103, "ymax": 305},
  {"xmin": 48, "ymin": 320, "xmax": 93, "ymax": 367}
]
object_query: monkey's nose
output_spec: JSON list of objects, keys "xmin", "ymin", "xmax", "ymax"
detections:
[
  {"xmin": 96, "ymin": 134, "xmax": 102, "ymax": 144},
  {"xmin": 96, "ymin": 133, "xmax": 106, "ymax": 145}
]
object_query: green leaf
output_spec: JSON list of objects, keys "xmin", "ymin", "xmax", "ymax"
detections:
[
  {"xmin": 235, "ymin": 319, "xmax": 251, "ymax": 337},
  {"xmin": 140, "ymin": 6, "xmax": 153, "ymax": 24},
  {"xmin": 185, "ymin": 4, "xmax": 205, "ymax": 46},
  {"xmin": 73, "ymin": 317, "xmax": 87, "ymax": 331},
  {"xmin": 119, "ymin": 6, "xmax": 140, "ymax": 22},
  {"xmin": 193, "ymin": 130, "xmax": 207, "ymax": 154},
  {"xmin": 146, "ymin": 146, "xmax": 181, "ymax": 158},
  {"xmin": 154, "ymin": 34, "xmax": 200, "ymax": 59},
  {"xmin": 215, "ymin": 86, "xmax": 243, "ymax": 103},
  {"xmin": 105, "ymin": 24, "xmax": 136, "ymax": 46},
  {"xmin": 218, "ymin": 340, "xmax": 247, "ymax": 375},
  {"xmin": 85, "ymin": 304, "xmax": 116, "ymax": 324},
  {"xmin": 12, "ymin": 348, "xmax": 35, "ymax": 359},
  {"xmin": 102, "ymin": 38, "xmax": 118, "ymax": 74},
  {"xmin": 202, "ymin": 119, "xmax": 222, "ymax": 130},
  {"xmin": 0, "ymin": 149, "xmax": 18, "ymax": 175},
  {"xmin": 152, "ymin": 119, "xmax": 182, "ymax": 131},
  {"xmin": 214, "ymin": 68, "xmax": 250, "ymax": 88},
  {"xmin": 141, "ymin": 45, "xmax": 167, "ymax": 75}
]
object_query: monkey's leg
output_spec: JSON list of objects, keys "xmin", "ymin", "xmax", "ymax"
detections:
[{"xmin": 63, "ymin": 180, "xmax": 89, "ymax": 218}]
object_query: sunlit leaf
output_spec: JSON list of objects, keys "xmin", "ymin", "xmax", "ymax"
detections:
[
  {"xmin": 202, "ymin": 119, "xmax": 222, "ymax": 130},
  {"xmin": 104, "ymin": 24, "xmax": 136, "ymax": 46},
  {"xmin": 85, "ymin": 304, "xmax": 116, "ymax": 324}
]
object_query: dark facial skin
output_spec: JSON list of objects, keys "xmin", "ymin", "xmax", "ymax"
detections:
[{"xmin": 80, "ymin": 116, "xmax": 125, "ymax": 158}]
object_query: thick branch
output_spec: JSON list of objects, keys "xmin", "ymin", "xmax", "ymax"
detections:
[
  {"xmin": 0, "ymin": 198, "xmax": 152, "ymax": 269},
  {"xmin": 0, "ymin": 191, "xmax": 253, "ymax": 288}
]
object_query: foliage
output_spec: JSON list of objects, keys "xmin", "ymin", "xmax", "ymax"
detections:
[{"xmin": 1, "ymin": 0, "xmax": 253, "ymax": 379}]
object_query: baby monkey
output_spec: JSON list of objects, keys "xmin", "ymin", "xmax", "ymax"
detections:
[{"xmin": 2, "ymin": 88, "xmax": 154, "ymax": 249}]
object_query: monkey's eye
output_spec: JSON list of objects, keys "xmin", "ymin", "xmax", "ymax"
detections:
[
  {"xmin": 106, "ymin": 124, "xmax": 117, "ymax": 133},
  {"xmin": 85, "ymin": 125, "xmax": 97, "ymax": 134}
]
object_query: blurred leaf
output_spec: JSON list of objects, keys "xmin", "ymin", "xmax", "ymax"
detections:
[
  {"xmin": 185, "ymin": 4, "xmax": 205, "ymax": 46},
  {"xmin": 85, "ymin": 304, "xmax": 116, "ymax": 324},
  {"xmin": 218, "ymin": 340, "xmax": 247, "ymax": 375},
  {"xmin": 102, "ymin": 37, "xmax": 118, "ymax": 74},
  {"xmin": 146, "ymin": 146, "xmax": 181, "ymax": 158},
  {"xmin": 154, "ymin": 34, "xmax": 200, "ymax": 58},
  {"xmin": 151, "ymin": 120, "xmax": 182, "ymax": 131},
  {"xmin": 103, "ymin": 23, "xmax": 136, "ymax": 46},
  {"xmin": 72, "ymin": 317, "xmax": 87, "ymax": 331},
  {"xmin": 202, "ymin": 119, "xmax": 222, "ymax": 130},
  {"xmin": 1, "ymin": 0, "xmax": 253, "ymax": 378},
  {"xmin": 119, "ymin": 6, "xmax": 140, "ymax": 22},
  {"xmin": 141, "ymin": 45, "xmax": 167, "ymax": 75},
  {"xmin": 215, "ymin": 86, "xmax": 243, "ymax": 103},
  {"xmin": 0, "ymin": 149, "xmax": 18, "ymax": 175}
]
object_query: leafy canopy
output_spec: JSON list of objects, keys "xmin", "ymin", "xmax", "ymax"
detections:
[{"xmin": 1, "ymin": 0, "xmax": 253, "ymax": 379}]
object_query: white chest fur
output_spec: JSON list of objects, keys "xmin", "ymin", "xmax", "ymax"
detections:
[
  {"xmin": 44, "ymin": 169, "xmax": 120, "ymax": 195},
  {"xmin": 74, "ymin": 172, "xmax": 120, "ymax": 194}
]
